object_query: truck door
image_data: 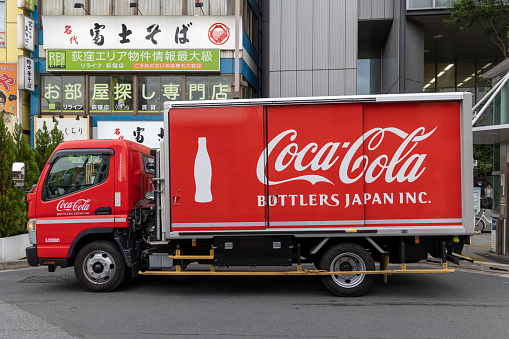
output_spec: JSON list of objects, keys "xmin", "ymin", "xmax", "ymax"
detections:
[
  {"xmin": 169, "ymin": 105, "xmax": 266, "ymax": 232},
  {"xmin": 265, "ymin": 103, "xmax": 365, "ymax": 230},
  {"xmin": 36, "ymin": 149, "xmax": 115, "ymax": 259}
]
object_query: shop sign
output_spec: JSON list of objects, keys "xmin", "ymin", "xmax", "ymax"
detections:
[
  {"xmin": 41, "ymin": 76, "xmax": 86, "ymax": 113},
  {"xmin": 97, "ymin": 121, "xmax": 164, "ymax": 149},
  {"xmin": 42, "ymin": 16, "xmax": 239, "ymax": 50},
  {"xmin": 17, "ymin": 14, "xmax": 35, "ymax": 52},
  {"xmin": 17, "ymin": 0, "xmax": 35, "ymax": 12},
  {"xmin": 0, "ymin": 63, "xmax": 18, "ymax": 135},
  {"xmin": 34, "ymin": 116, "xmax": 90, "ymax": 144},
  {"xmin": 17, "ymin": 56, "xmax": 35, "ymax": 92},
  {"xmin": 47, "ymin": 49, "xmax": 220, "ymax": 72}
]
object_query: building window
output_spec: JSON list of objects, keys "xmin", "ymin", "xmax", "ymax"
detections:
[
  {"xmin": 423, "ymin": 60, "xmax": 496, "ymax": 103},
  {"xmin": 40, "ymin": 74, "xmax": 234, "ymax": 115},
  {"xmin": 357, "ymin": 43, "xmax": 381, "ymax": 95}
]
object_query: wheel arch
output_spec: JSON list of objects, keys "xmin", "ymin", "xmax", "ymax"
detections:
[{"xmin": 67, "ymin": 228, "xmax": 115, "ymax": 266}]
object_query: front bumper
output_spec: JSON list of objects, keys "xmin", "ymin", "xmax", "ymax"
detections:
[{"xmin": 26, "ymin": 246, "xmax": 38, "ymax": 266}]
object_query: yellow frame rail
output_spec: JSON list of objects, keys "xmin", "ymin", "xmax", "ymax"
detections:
[{"xmin": 139, "ymin": 266, "xmax": 454, "ymax": 277}]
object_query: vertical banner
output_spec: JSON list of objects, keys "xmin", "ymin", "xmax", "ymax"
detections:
[{"xmin": 0, "ymin": 63, "xmax": 18, "ymax": 135}]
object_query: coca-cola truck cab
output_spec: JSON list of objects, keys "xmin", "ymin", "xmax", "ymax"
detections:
[{"xmin": 13, "ymin": 93, "xmax": 474, "ymax": 296}]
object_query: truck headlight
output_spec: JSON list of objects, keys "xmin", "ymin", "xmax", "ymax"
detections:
[{"xmin": 27, "ymin": 219, "xmax": 36, "ymax": 231}]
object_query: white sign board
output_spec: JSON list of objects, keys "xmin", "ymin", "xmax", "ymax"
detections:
[
  {"xmin": 97, "ymin": 121, "xmax": 164, "ymax": 149},
  {"xmin": 42, "ymin": 16, "xmax": 240, "ymax": 50},
  {"xmin": 17, "ymin": 56, "xmax": 35, "ymax": 92},
  {"xmin": 17, "ymin": 14, "xmax": 35, "ymax": 52},
  {"xmin": 35, "ymin": 116, "xmax": 90, "ymax": 144}
]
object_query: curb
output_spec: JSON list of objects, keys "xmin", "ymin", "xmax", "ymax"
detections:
[
  {"xmin": 0, "ymin": 259, "xmax": 31, "ymax": 271},
  {"xmin": 427, "ymin": 258, "xmax": 509, "ymax": 274},
  {"xmin": 456, "ymin": 260, "xmax": 509, "ymax": 273}
]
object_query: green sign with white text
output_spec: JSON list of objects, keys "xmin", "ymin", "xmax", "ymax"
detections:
[{"xmin": 47, "ymin": 49, "xmax": 220, "ymax": 72}]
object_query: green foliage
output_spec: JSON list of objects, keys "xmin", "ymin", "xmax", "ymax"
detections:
[
  {"xmin": 34, "ymin": 120, "xmax": 64, "ymax": 173},
  {"xmin": 445, "ymin": 0, "xmax": 509, "ymax": 58},
  {"xmin": 0, "ymin": 115, "xmax": 64, "ymax": 238},
  {"xmin": 473, "ymin": 144, "xmax": 493, "ymax": 178},
  {"xmin": 0, "ymin": 113, "xmax": 39, "ymax": 237}
]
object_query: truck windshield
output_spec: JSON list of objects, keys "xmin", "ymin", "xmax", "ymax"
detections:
[{"xmin": 44, "ymin": 154, "xmax": 110, "ymax": 200}]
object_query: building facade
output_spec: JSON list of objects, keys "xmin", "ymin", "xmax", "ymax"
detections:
[{"xmin": 28, "ymin": 0, "xmax": 261, "ymax": 147}]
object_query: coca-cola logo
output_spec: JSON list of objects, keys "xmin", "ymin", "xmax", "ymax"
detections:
[
  {"xmin": 56, "ymin": 199, "xmax": 92, "ymax": 212},
  {"xmin": 256, "ymin": 127, "xmax": 436, "ymax": 185}
]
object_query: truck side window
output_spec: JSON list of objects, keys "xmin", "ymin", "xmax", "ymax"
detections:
[{"xmin": 44, "ymin": 154, "xmax": 110, "ymax": 200}]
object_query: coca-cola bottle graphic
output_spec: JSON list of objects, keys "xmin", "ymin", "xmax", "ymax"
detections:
[{"xmin": 194, "ymin": 137, "xmax": 212, "ymax": 203}]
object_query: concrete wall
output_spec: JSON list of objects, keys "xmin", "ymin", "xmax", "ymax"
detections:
[{"xmin": 0, "ymin": 234, "xmax": 29, "ymax": 263}]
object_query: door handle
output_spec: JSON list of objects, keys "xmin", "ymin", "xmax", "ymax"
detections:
[{"xmin": 95, "ymin": 207, "xmax": 112, "ymax": 215}]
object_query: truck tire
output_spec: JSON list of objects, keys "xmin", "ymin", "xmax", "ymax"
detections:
[
  {"xmin": 319, "ymin": 243, "xmax": 375, "ymax": 297},
  {"xmin": 74, "ymin": 241, "xmax": 126, "ymax": 292}
]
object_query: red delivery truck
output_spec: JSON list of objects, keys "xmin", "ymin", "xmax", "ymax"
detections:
[{"xmin": 13, "ymin": 93, "xmax": 474, "ymax": 296}]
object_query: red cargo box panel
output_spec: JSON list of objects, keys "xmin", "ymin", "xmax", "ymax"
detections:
[{"xmin": 169, "ymin": 105, "xmax": 266, "ymax": 232}]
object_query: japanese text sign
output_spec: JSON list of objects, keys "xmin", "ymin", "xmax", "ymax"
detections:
[
  {"xmin": 47, "ymin": 49, "xmax": 220, "ymax": 72},
  {"xmin": 97, "ymin": 121, "xmax": 164, "ymax": 149},
  {"xmin": 34, "ymin": 116, "xmax": 90, "ymax": 144},
  {"xmin": 17, "ymin": 56, "xmax": 35, "ymax": 92},
  {"xmin": 17, "ymin": 14, "xmax": 35, "ymax": 52},
  {"xmin": 42, "ymin": 16, "xmax": 240, "ymax": 50}
]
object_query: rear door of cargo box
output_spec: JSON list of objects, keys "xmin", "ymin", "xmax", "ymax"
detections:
[
  {"xmin": 169, "ymin": 105, "xmax": 266, "ymax": 232},
  {"xmin": 361, "ymin": 101, "xmax": 463, "ymax": 230},
  {"xmin": 265, "ymin": 103, "xmax": 365, "ymax": 230}
]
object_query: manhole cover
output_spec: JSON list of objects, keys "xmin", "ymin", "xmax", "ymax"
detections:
[{"xmin": 18, "ymin": 276, "xmax": 77, "ymax": 283}]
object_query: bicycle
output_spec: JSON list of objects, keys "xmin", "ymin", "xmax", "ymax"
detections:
[{"xmin": 474, "ymin": 207, "xmax": 491, "ymax": 232}]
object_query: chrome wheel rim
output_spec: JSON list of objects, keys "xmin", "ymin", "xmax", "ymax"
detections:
[
  {"xmin": 83, "ymin": 250, "xmax": 116, "ymax": 285},
  {"xmin": 330, "ymin": 252, "xmax": 366, "ymax": 288}
]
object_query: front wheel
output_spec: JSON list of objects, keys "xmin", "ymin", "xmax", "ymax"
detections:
[
  {"xmin": 474, "ymin": 217, "xmax": 485, "ymax": 232},
  {"xmin": 74, "ymin": 241, "xmax": 126, "ymax": 292},
  {"xmin": 319, "ymin": 243, "xmax": 375, "ymax": 297}
]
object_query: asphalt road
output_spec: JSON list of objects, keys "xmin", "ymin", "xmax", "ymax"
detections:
[{"xmin": 0, "ymin": 264, "xmax": 508, "ymax": 339}]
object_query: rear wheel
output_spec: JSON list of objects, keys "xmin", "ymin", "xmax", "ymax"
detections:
[
  {"xmin": 319, "ymin": 243, "xmax": 375, "ymax": 297},
  {"xmin": 74, "ymin": 241, "xmax": 126, "ymax": 292}
]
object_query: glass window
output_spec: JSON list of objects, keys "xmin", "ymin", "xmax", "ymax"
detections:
[
  {"xmin": 91, "ymin": 0, "xmax": 112, "ymax": 15},
  {"xmin": 62, "ymin": 76, "xmax": 85, "ymax": 113},
  {"xmin": 186, "ymin": 76, "xmax": 208, "ymax": 100},
  {"xmin": 138, "ymin": 76, "xmax": 160, "ymax": 113},
  {"xmin": 456, "ymin": 62, "xmax": 475, "ymax": 93},
  {"xmin": 0, "ymin": 1, "xmax": 6, "ymax": 48},
  {"xmin": 435, "ymin": 0, "xmax": 453, "ymax": 8},
  {"xmin": 41, "ymin": 76, "xmax": 63, "ymax": 113},
  {"xmin": 408, "ymin": 0, "xmax": 432, "ymax": 9},
  {"xmin": 45, "ymin": 154, "xmax": 110, "ymax": 200},
  {"xmin": 141, "ymin": 0, "xmax": 162, "ymax": 15},
  {"xmin": 90, "ymin": 76, "xmax": 112, "ymax": 113},
  {"xmin": 64, "ymin": 0, "xmax": 85, "ymax": 15},
  {"xmin": 42, "ymin": 0, "xmax": 63, "ymax": 15},
  {"xmin": 114, "ymin": 0, "xmax": 131, "ymax": 15},
  {"xmin": 162, "ymin": 0, "xmax": 182, "ymax": 15},
  {"xmin": 423, "ymin": 63, "xmax": 436, "ymax": 92},
  {"xmin": 112, "ymin": 76, "xmax": 134, "ymax": 113},
  {"xmin": 436, "ymin": 62, "xmax": 455, "ymax": 92},
  {"xmin": 161, "ymin": 76, "xmax": 183, "ymax": 103},
  {"xmin": 208, "ymin": 76, "xmax": 232, "ymax": 100},
  {"xmin": 357, "ymin": 43, "xmax": 381, "ymax": 95}
]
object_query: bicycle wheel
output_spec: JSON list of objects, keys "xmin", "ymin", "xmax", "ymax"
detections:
[{"xmin": 474, "ymin": 217, "xmax": 485, "ymax": 232}]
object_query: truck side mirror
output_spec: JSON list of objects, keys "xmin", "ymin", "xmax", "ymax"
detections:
[{"xmin": 12, "ymin": 162, "xmax": 26, "ymax": 188}]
